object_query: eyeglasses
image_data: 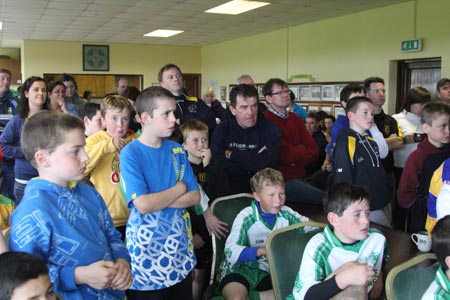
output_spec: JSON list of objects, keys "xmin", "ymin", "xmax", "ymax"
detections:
[{"xmin": 270, "ymin": 89, "xmax": 290, "ymax": 96}]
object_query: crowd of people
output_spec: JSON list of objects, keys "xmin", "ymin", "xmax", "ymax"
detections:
[{"xmin": 0, "ymin": 64, "xmax": 450, "ymax": 300}]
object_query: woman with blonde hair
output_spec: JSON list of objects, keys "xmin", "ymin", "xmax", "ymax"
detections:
[{"xmin": 203, "ymin": 86, "xmax": 226, "ymax": 122}]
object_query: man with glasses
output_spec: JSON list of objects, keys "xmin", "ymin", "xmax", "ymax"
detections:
[
  {"xmin": 211, "ymin": 84, "xmax": 281, "ymax": 194},
  {"xmin": 263, "ymin": 78, "xmax": 324, "ymax": 204}
]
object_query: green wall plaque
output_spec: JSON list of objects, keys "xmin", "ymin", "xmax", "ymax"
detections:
[{"xmin": 83, "ymin": 45, "xmax": 109, "ymax": 71}]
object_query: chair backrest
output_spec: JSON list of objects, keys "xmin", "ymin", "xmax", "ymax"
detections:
[
  {"xmin": 385, "ymin": 252, "xmax": 438, "ymax": 300},
  {"xmin": 267, "ymin": 221, "xmax": 326, "ymax": 300},
  {"xmin": 209, "ymin": 193, "xmax": 254, "ymax": 285}
]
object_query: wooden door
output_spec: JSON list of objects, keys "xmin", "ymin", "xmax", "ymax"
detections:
[
  {"xmin": 396, "ymin": 58, "xmax": 441, "ymax": 113},
  {"xmin": 183, "ymin": 73, "xmax": 201, "ymax": 98}
]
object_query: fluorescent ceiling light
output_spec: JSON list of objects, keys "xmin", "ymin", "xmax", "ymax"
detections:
[
  {"xmin": 144, "ymin": 29, "xmax": 183, "ymax": 38},
  {"xmin": 205, "ymin": 0, "xmax": 270, "ymax": 15},
  {"xmin": 0, "ymin": 22, "xmax": 2, "ymax": 31}
]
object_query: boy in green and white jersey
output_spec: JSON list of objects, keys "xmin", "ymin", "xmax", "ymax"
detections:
[
  {"xmin": 219, "ymin": 168, "xmax": 310, "ymax": 300},
  {"xmin": 291, "ymin": 182, "xmax": 387, "ymax": 300},
  {"xmin": 422, "ymin": 215, "xmax": 450, "ymax": 300}
]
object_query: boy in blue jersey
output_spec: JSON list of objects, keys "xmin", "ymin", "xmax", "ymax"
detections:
[
  {"xmin": 291, "ymin": 182, "xmax": 387, "ymax": 300},
  {"xmin": 9, "ymin": 111, "xmax": 132, "ymax": 300},
  {"xmin": 422, "ymin": 215, "xmax": 450, "ymax": 299},
  {"xmin": 219, "ymin": 168, "xmax": 310, "ymax": 300},
  {"xmin": 119, "ymin": 86, "xmax": 200, "ymax": 300}
]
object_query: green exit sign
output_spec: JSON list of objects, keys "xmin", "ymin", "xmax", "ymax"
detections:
[{"xmin": 401, "ymin": 39, "xmax": 422, "ymax": 52}]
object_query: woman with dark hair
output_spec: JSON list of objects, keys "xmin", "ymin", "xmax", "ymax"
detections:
[
  {"xmin": 47, "ymin": 81, "xmax": 69, "ymax": 113},
  {"xmin": 0, "ymin": 76, "xmax": 48, "ymax": 203}
]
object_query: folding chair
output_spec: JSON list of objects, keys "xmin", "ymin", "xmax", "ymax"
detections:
[
  {"xmin": 266, "ymin": 221, "xmax": 326, "ymax": 300},
  {"xmin": 385, "ymin": 252, "xmax": 438, "ymax": 300},
  {"xmin": 204, "ymin": 193, "xmax": 254, "ymax": 300}
]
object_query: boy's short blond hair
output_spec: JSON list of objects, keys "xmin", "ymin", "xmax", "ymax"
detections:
[
  {"xmin": 250, "ymin": 168, "xmax": 284, "ymax": 194},
  {"xmin": 421, "ymin": 101, "xmax": 450, "ymax": 126},
  {"xmin": 180, "ymin": 119, "xmax": 209, "ymax": 142},
  {"xmin": 100, "ymin": 95, "xmax": 132, "ymax": 117},
  {"xmin": 136, "ymin": 86, "xmax": 175, "ymax": 117},
  {"xmin": 21, "ymin": 111, "xmax": 84, "ymax": 168}
]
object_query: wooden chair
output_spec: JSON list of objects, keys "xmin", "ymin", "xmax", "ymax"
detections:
[
  {"xmin": 385, "ymin": 252, "xmax": 438, "ymax": 300},
  {"xmin": 266, "ymin": 221, "xmax": 326, "ymax": 300},
  {"xmin": 204, "ymin": 193, "xmax": 254, "ymax": 300}
]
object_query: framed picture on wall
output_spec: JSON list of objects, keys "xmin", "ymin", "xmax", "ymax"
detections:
[
  {"xmin": 334, "ymin": 105, "xmax": 345, "ymax": 117},
  {"xmin": 83, "ymin": 45, "xmax": 109, "ymax": 71},
  {"xmin": 334, "ymin": 84, "xmax": 346, "ymax": 102},
  {"xmin": 321, "ymin": 85, "xmax": 335, "ymax": 101},
  {"xmin": 299, "ymin": 85, "xmax": 311, "ymax": 101},
  {"xmin": 311, "ymin": 85, "xmax": 322, "ymax": 101},
  {"xmin": 320, "ymin": 105, "xmax": 332, "ymax": 114},
  {"xmin": 220, "ymin": 86, "xmax": 227, "ymax": 101}
]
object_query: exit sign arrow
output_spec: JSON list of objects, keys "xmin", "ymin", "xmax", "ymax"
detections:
[{"xmin": 401, "ymin": 39, "xmax": 422, "ymax": 52}]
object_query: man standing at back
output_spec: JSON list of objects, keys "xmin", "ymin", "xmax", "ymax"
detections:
[
  {"xmin": 364, "ymin": 76, "xmax": 403, "ymax": 174},
  {"xmin": 0, "ymin": 68, "xmax": 18, "ymax": 123},
  {"xmin": 236, "ymin": 74, "xmax": 267, "ymax": 113},
  {"xmin": 0, "ymin": 68, "xmax": 18, "ymax": 201},
  {"xmin": 159, "ymin": 63, "xmax": 216, "ymax": 132},
  {"xmin": 211, "ymin": 84, "xmax": 281, "ymax": 194}
]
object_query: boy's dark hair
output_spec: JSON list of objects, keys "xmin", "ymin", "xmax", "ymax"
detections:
[
  {"xmin": 324, "ymin": 182, "xmax": 371, "ymax": 217},
  {"xmin": 325, "ymin": 115, "xmax": 336, "ymax": 122},
  {"xmin": 432, "ymin": 215, "xmax": 450, "ymax": 270},
  {"xmin": 180, "ymin": 119, "xmax": 209, "ymax": 142},
  {"xmin": 59, "ymin": 73, "xmax": 77, "ymax": 90},
  {"xmin": 158, "ymin": 63, "xmax": 182, "ymax": 83},
  {"xmin": 136, "ymin": 86, "xmax": 175, "ymax": 117},
  {"xmin": 0, "ymin": 251, "xmax": 49, "ymax": 300},
  {"xmin": 262, "ymin": 78, "xmax": 287, "ymax": 97},
  {"xmin": 100, "ymin": 95, "xmax": 132, "ymax": 117},
  {"xmin": 402, "ymin": 87, "xmax": 431, "ymax": 112},
  {"xmin": 340, "ymin": 84, "xmax": 364, "ymax": 103},
  {"xmin": 21, "ymin": 111, "xmax": 85, "ymax": 168},
  {"xmin": 17, "ymin": 76, "xmax": 48, "ymax": 119},
  {"xmin": 316, "ymin": 110, "xmax": 328, "ymax": 121},
  {"xmin": 421, "ymin": 101, "xmax": 450, "ymax": 126},
  {"xmin": 82, "ymin": 102, "xmax": 101, "ymax": 119},
  {"xmin": 437, "ymin": 78, "xmax": 450, "ymax": 92},
  {"xmin": 363, "ymin": 77, "xmax": 385, "ymax": 94},
  {"xmin": 229, "ymin": 84, "xmax": 258, "ymax": 108},
  {"xmin": 345, "ymin": 96, "xmax": 372, "ymax": 114},
  {"xmin": 250, "ymin": 168, "xmax": 284, "ymax": 194}
]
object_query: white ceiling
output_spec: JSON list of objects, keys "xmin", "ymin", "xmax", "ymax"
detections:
[{"xmin": 0, "ymin": 0, "xmax": 410, "ymax": 48}]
